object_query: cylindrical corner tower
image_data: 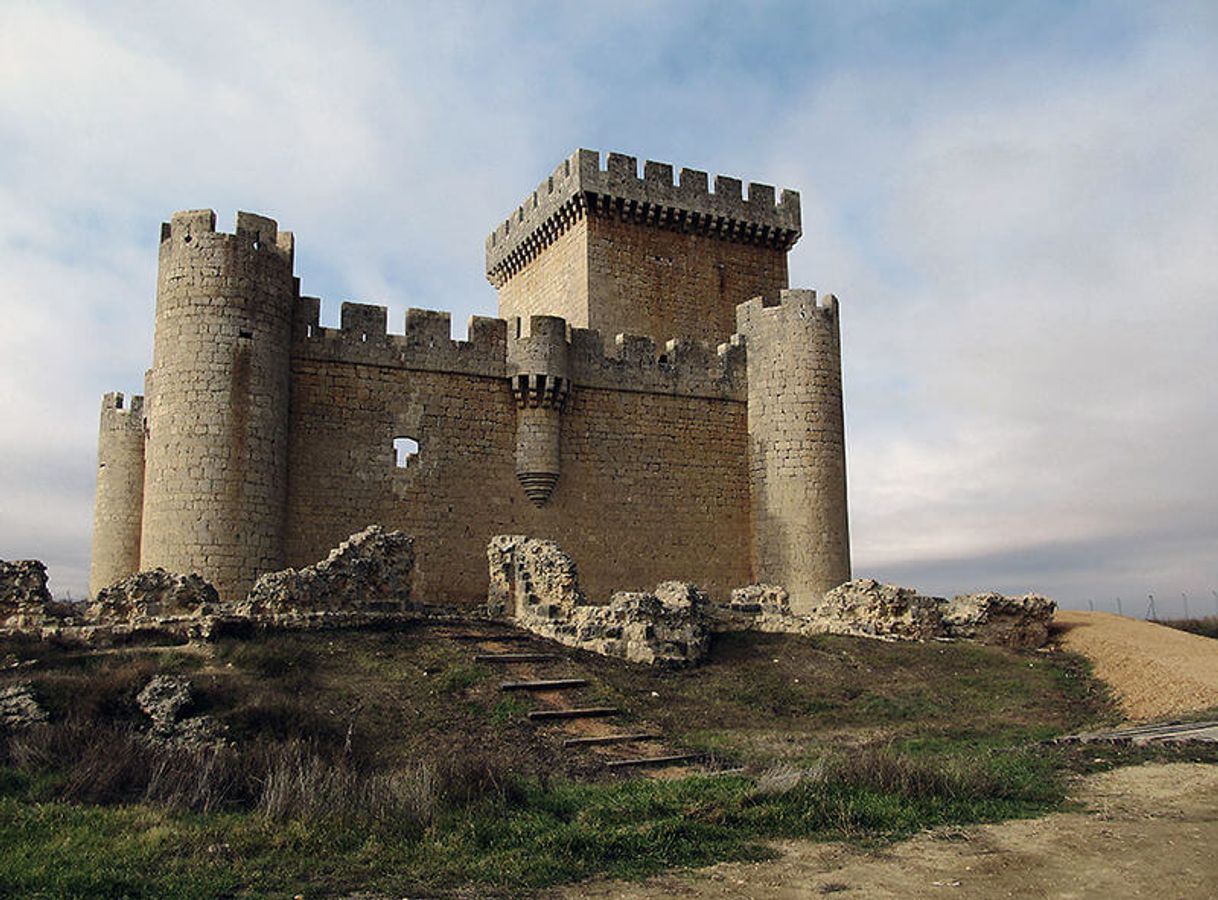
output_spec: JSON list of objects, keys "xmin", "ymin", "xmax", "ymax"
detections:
[
  {"xmin": 140, "ymin": 210, "xmax": 297, "ymax": 602},
  {"xmin": 508, "ymin": 315, "xmax": 571, "ymax": 506},
  {"xmin": 89, "ymin": 392, "xmax": 146, "ymax": 596},
  {"xmin": 737, "ymin": 289, "xmax": 850, "ymax": 612}
]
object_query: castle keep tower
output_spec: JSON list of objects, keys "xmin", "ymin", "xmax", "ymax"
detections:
[
  {"xmin": 486, "ymin": 149, "xmax": 801, "ymax": 347},
  {"xmin": 139, "ymin": 211, "xmax": 297, "ymax": 601},
  {"xmin": 738, "ymin": 290, "xmax": 851, "ymax": 611},
  {"xmin": 89, "ymin": 392, "xmax": 146, "ymax": 595}
]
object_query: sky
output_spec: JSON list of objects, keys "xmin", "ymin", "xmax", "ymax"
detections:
[{"xmin": 0, "ymin": 1, "xmax": 1215, "ymax": 616}]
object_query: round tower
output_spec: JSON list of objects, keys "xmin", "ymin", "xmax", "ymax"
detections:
[
  {"xmin": 508, "ymin": 315, "xmax": 571, "ymax": 506},
  {"xmin": 89, "ymin": 392, "xmax": 146, "ymax": 596},
  {"xmin": 140, "ymin": 210, "xmax": 296, "ymax": 602},
  {"xmin": 737, "ymin": 289, "xmax": 850, "ymax": 612}
]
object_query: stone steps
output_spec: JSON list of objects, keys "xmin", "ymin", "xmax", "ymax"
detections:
[
  {"xmin": 474, "ymin": 652, "xmax": 565, "ymax": 663},
  {"xmin": 500, "ymin": 678, "xmax": 589, "ymax": 691},
  {"xmin": 526, "ymin": 707, "xmax": 619, "ymax": 721},
  {"xmin": 464, "ymin": 624, "xmax": 718, "ymax": 778},
  {"xmin": 562, "ymin": 733, "xmax": 662, "ymax": 747},
  {"xmin": 605, "ymin": 753, "xmax": 702, "ymax": 769}
]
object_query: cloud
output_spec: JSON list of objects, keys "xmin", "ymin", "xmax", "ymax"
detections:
[{"xmin": 0, "ymin": 2, "xmax": 1214, "ymax": 615}]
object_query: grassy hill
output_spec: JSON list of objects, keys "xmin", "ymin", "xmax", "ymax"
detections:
[{"xmin": 0, "ymin": 621, "xmax": 1208, "ymax": 896}]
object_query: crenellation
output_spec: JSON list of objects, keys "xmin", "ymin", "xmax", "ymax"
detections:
[
  {"xmin": 165, "ymin": 209, "xmax": 217, "ymax": 242},
  {"xmin": 486, "ymin": 148, "xmax": 801, "ymax": 293},
  {"xmin": 404, "ymin": 307, "xmax": 453, "ymax": 347},
  {"xmin": 291, "ymin": 299, "xmax": 506, "ymax": 379},
  {"xmin": 340, "ymin": 301, "xmax": 388, "ymax": 339},
  {"xmin": 567, "ymin": 327, "xmax": 745, "ymax": 400}
]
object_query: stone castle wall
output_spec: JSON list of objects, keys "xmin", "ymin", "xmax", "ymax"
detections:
[
  {"xmin": 284, "ymin": 300, "xmax": 751, "ymax": 605},
  {"xmin": 496, "ymin": 218, "xmax": 589, "ymax": 333},
  {"xmin": 89, "ymin": 392, "xmax": 145, "ymax": 595},
  {"xmin": 584, "ymin": 215, "xmax": 788, "ymax": 348}
]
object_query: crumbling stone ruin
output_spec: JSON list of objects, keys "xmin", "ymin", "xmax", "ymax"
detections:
[
  {"xmin": 488, "ymin": 539, "xmax": 1053, "ymax": 662},
  {"xmin": 728, "ymin": 578, "xmax": 1055, "ymax": 649},
  {"xmin": 240, "ymin": 525, "xmax": 415, "ymax": 625},
  {"xmin": 90, "ymin": 569, "xmax": 221, "ymax": 627},
  {"xmin": 488, "ymin": 535, "xmax": 712, "ymax": 666},
  {"xmin": 90, "ymin": 149, "xmax": 850, "ymax": 613},
  {"xmin": 0, "ymin": 560, "xmax": 72, "ymax": 630},
  {"xmin": 2, "ymin": 527, "xmax": 418, "ymax": 643}
]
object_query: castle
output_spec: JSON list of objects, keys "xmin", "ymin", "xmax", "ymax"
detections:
[{"xmin": 90, "ymin": 150, "xmax": 851, "ymax": 612}]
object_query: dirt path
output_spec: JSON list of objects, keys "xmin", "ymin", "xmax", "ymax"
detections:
[
  {"xmin": 556, "ymin": 762, "xmax": 1218, "ymax": 899},
  {"xmin": 1053, "ymin": 611, "xmax": 1218, "ymax": 721}
]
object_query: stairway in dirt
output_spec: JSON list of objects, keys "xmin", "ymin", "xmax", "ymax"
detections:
[{"xmin": 440, "ymin": 622, "xmax": 725, "ymax": 777}]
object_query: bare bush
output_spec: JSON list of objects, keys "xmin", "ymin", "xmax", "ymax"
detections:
[{"xmin": 255, "ymin": 740, "xmax": 436, "ymax": 832}]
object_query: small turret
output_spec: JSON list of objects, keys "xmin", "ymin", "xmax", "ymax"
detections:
[
  {"xmin": 139, "ymin": 210, "xmax": 297, "ymax": 601},
  {"xmin": 508, "ymin": 315, "xmax": 571, "ymax": 506},
  {"xmin": 737, "ymin": 289, "xmax": 850, "ymax": 610},
  {"xmin": 89, "ymin": 392, "xmax": 146, "ymax": 595}
]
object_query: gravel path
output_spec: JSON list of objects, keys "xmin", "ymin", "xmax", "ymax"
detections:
[{"xmin": 1054, "ymin": 610, "xmax": 1218, "ymax": 721}]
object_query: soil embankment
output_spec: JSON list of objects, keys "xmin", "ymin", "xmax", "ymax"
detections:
[{"xmin": 1054, "ymin": 610, "xmax": 1218, "ymax": 721}]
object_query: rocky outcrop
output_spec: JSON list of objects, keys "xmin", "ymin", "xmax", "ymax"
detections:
[
  {"xmin": 0, "ymin": 560, "xmax": 72, "ymax": 629},
  {"xmin": 89, "ymin": 569, "xmax": 221, "ymax": 626},
  {"xmin": 725, "ymin": 578, "xmax": 1056, "ymax": 649},
  {"xmin": 0, "ymin": 682, "xmax": 49, "ymax": 730},
  {"xmin": 487, "ymin": 535, "xmax": 710, "ymax": 666},
  {"xmin": 136, "ymin": 675, "xmax": 225, "ymax": 746},
  {"xmin": 242, "ymin": 525, "xmax": 415, "ymax": 625}
]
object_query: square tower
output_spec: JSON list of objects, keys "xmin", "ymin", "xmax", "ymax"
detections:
[{"xmin": 486, "ymin": 149, "xmax": 802, "ymax": 347}]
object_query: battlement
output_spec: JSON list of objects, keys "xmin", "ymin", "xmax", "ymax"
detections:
[
  {"xmin": 736, "ymin": 288, "xmax": 838, "ymax": 335},
  {"xmin": 486, "ymin": 149, "xmax": 802, "ymax": 287},
  {"xmin": 159, "ymin": 209, "xmax": 295, "ymax": 266},
  {"xmin": 567, "ymin": 325, "xmax": 746, "ymax": 401},
  {"xmin": 99, "ymin": 392, "xmax": 145, "ymax": 428},
  {"xmin": 291, "ymin": 297, "xmax": 508, "ymax": 379}
]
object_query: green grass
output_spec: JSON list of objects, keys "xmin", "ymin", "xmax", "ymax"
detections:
[{"xmin": 0, "ymin": 744, "xmax": 1069, "ymax": 897}]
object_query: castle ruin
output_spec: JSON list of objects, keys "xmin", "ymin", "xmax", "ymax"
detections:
[{"xmin": 90, "ymin": 150, "xmax": 851, "ymax": 611}]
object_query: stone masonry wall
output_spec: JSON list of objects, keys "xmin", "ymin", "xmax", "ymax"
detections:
[
  {"xmin": 585, "ymin": 215, "xmax": 788, "ymax": 348},
  {"xmin": 140, "ymin": 211, "xmax": 296, "ymax": 603},
  {"xmin": 284, "ymin": 301, "xmax": 751, "ymax": 606},
  {"xmin": 90, "ymin": 392, "xmax": 145, "ymax": 595},
  {"xmin": 737, "ymin": 290, "xmax": 850, "ymax": 611},
  {"xmin": 497, "ymin": 218, "xmax": 589, "ymax": 334}
]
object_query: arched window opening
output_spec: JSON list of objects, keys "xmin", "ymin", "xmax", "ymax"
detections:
[{"xmin": 393, "ymin": 436, "xmax": 419, "ymax": 469}]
